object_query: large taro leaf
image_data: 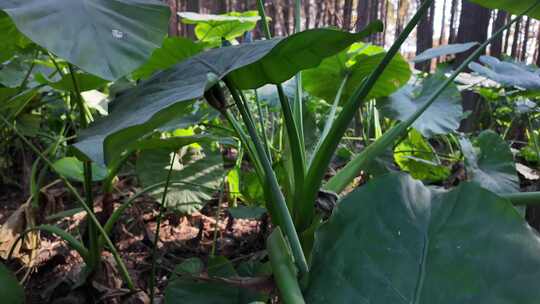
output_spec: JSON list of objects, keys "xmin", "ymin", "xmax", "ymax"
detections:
[
  {"xmin": 306, "ymin": 173, "xmax": 540, "ymax": 304},
  {"xmin": 0, "ymin": 263, "xmax": 23, "ymax": 304},
  {"xmin": 74, "ymin": 25, "xmax": 382, "ymax": 165},
  {"xmin": 470, "ymin": 0, "xmax": 540, "ymax": 20},
  {"xmin": 136, "ymin": 145, "xmax": 224, "ymax": 214},
  {"xmin": 0, "ymin": 0, "xmax": 170, "ymax": 81},
  {"xmin": 459, "ymin": 130, "xmax": 519, "ymax": 194},
  {"xmin": 379, "ymin": 73, "xmax": 463, "ymax": 137},
  {"xmin": 132, "ymin": 37, "xmax": 203, "ymax": 80},
  {"xmin": 469, "ymin": 56, "xmax": 540, "ymax": 90},
  {"xmin": 303, "ymin": 42, "xmax": 411, "ymax": 104},
  {"xmin": 179, "ymin": 11, "xmax": 261, "ymax": 47},
  {"xmin": 393, "ymin": 129, "xmax": 450, "ymax": 182}
]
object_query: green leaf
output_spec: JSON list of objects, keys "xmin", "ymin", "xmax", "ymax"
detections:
[
  {"xmin": 229, "ymin": 206, "xmax": 266, "ymax": 219},
  {"xmin": 132, "ymin": 37, "xmax": 203, "ymax": 80},
  {"xmin": 469, "ymin": 55, "xmax": 540, "ymax": 90},
  {"xmin": 379, "ymin": 73, "xmax": 463, "ymax": 137},
  {"xmin": 52, "ymin": 157, "xmax": 108, "ymax": 182},
  {"xmin": 459, "ymin": 130, "xmax": 519, "ymax": 193},
  {"xmin": 394, "ymin": 129, "xmax": 450, "ymax": 182},
  {"xmin": 165, "ymin": 256, "xmax": 266, "ymax": 304},
  {"xmin": 306, "ymin": 173, "xmax": 540, "ymax": 303},
  {"xmin": 179, "ymin": 11, "xmax": 261, "ymax": 46},
  {"xmin": 0, "ymin": 11, "xmax": 30, "ymax": 63},
  {"xmin": 0, "ymin": 0, "xmax": 170, "ymax": 80},
  {"xmin": 74, "ymin": 25, "xmax": 382, "ymax": 165},
  {"xmin": 469, "ymin": 0, "xmax": 540, "ymax": 20},
  {"xmin": 0, "ymin": 263, "xmax": 24, "ymax": 304},
  {"xmin": 303, "ymin": 42, "xmax": 411, "ymax": 104},
  {"xmin": 412, "ymin": 42, "xmax": 479, "ymax": 63},
  {"xmin": 40, "ymin": 72, "xmax": 108, "ymax": 92},
  {"xmin": 136, "ymin": 145, "xmax": 224, "ymax": 214}
]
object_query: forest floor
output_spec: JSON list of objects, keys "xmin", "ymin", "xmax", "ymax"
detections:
[
  {"xmin": 1, "ymin": 163, "xmax": 540, "ymax": 303},
  {"xmin": 0, "ymin": 176, "xmax": 269, "ymax": 304}
]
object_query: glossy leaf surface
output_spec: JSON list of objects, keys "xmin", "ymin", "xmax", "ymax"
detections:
[
  {"xmin": 74, "ymin": 26, "xmax": 382, "ymax": 165},
  {"xmin": 306, "ymin": 173, "xmax": 540, "ymax": 304},
  {"xmin": 0, "ymin": 0, "xmax": 170, "ymax": 80},
  {"xmin": 303, "ymin": 42, "xmax": 411, "ymax": 104}
]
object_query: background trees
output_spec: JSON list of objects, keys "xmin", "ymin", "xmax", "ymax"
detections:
[{"xmin": 169, "ymin": 0, "xmax": 540, "ymax": 66}]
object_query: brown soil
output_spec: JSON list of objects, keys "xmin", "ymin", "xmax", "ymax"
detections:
[{"xmin": 1, "ymin": 177, "xmax": 268, "ymax": 304}]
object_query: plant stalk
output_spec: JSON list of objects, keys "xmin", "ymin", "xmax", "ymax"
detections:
[
  {"xmin": 224, "ymin": 78, "xmax": 308, "ymax": 276},
  {"xmin": 301, "ymin": 0, "xmax": 436, "ymax": 232},
  {"xmin": 149, "ymin": 152, "xmax": 177, "ymax": 303}
]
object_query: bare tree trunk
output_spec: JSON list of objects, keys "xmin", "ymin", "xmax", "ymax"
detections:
[
  {"xmin": 448, "ymin": 0, "xmax": 459, "ymax": 43},
  {"xmin": 343, "ymin": 0, "xmax": 354, "ymax": 30},
  {"xmin": 213, "ymin": 0, "xmax": 228, "ymax": 13},
  {"xmin": 168, "ymin": 0, "xmax": 179, "ymax": 36},
  {"xmin": 395, "ymin": 0, "xmax": 408, "ymax": 38},
  {"xmin": 503, "ymin": 13, "xmax": 512, "ymax": 54},
  {"xmin": 356, "ymin": 0, "xmax": 370, "ymax": 31},
  {"xmin": 184, "ymin": 0, "xmax": 200, "ymax": 38},
  {"xmin": 415, "ymin": 0, "xmax": 435, "ymax": 71},
  {"xmin": 521, "ymin": 17, "xmax": 531, "ymax": 62},
  {"xmin": 283, "ymin": 0, "xmax": 292, "ymax": 35},
  {"xmin": 511, "ymin": 18, "xmax": 522, "ymax": 59},
  {"xmin": 382, "ymin": 0, "xmax": 389, "ymax": 45},
  {"xmin": 535, "ymin": 22, "xmax": 540, "ymax": 66},
  {"xmin": 491, "ymin": 10, "xmax": 508, "ymax": 57},
  {"xmin": 454, "ymin": 0, "xmax": 491, "ymax": 133},
  {"xmin": 439, "ymin": 0, "xmax": 447, "ymax": 46},
  {"xmin": 369, "ymin": 0, "xmax": 380, "ymax": 43},
  {"xmin": 315, "ymin": 0, "xmax": 324, "ymax": 28},
  {"xmin": 305, "ymin": 0, "xmax": 311, "ymax": 29}
]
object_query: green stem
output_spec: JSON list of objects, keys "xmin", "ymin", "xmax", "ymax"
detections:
[
  {"xmin": 224, "ymin": 78, "xmax": 308, "ymax": 276},
  {"xmin": 254, "ymin": 90, "xmax": 272, "ymax": 161},
  {"xmin": 267, "ymin": 228, "xmax": 306, "ymax": 304},
  {"xmin": 149, "ymin": 152, "xmax": 176, "ymax": 303},
  {"xmin": 528, "ymin": 115, "xmax": 540, "ymax": 165},
  {"xmin": 68, "ymin": 63, "xmax": 100, "ymax": 271},
  {"xmin": 256, "ymin": 0, "xmax": 306, "ymax": 223},
  {"xmin": 301, "ymin": 0, "xmax": 436, "ymax": 232},
  {"xmin": 0, "ymin": 112, "xmax": 135, "ymax": 290},
  {"xmin": 502, "ymin": 191, "xmax": 540, "ymax": 206},
  {"xmin": 256, "ymin": 0, "xmax": 272, "ymax": 39}
]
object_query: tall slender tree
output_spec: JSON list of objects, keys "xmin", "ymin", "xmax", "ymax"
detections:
[
  {"xmin": 415, "ymin": 0, "xmax": 435, "ymax": 71},
  {"xmin": 491, "ymin": 10, "xmax": 508, "ymax": 58}
]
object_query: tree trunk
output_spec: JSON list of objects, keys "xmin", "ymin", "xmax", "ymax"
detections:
[
  {"xmin": 511, "ymin": 18, "xmax": 522, "ymax": 59},
  {"xmin": 305, "ymin": 0, "xmax": 311, "ymax": 29},
  {"xmin": 521, "ymin": 17, "xmax": 531, "ymax": 62},
  {"xmin": 438, "ymin": 0, "xmax": 447, "ymax": 46},
  {"xmin": 491, "ymin": 10, "xmax": 508, "ymax": 58},
  {"xmin": 454, "ymin": 0, "xmax": 491, "ymax": 133},
  {"xmin": 415, "ymin": 0, "xmax": 435, "ymax": 72},
  {"xmin": 184, "ymin": 0, "xmax": 200, "ymax": 38},
  {"xmin": 448, "ymin": 0, "xmax": 459, "ymax": 43},
  {"xmin": 315, "ymin": 0, "xmax": 324, "ymax": 28},
  {"xmin": 343, "ymin": 0, "xmax": 354, "ymax": 30},
  {"xmin": 454, "ymin": 1, "xmax": 491, "ymax": 67},
  {"xmin": 283, "ymin": 0, "xmax": 292, "ymax": 34},
  {"xmin": 356, "ymin": 0, "xmax": 370, "ymax": 31}
]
